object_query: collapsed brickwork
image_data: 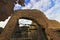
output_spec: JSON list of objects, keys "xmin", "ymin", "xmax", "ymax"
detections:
[{"xmin": 0, "ymin": 10, "xmax": 60, "ymax": 40}]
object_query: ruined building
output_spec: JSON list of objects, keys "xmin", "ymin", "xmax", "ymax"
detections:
[{"xmin": 0, "ymin": 10, "xmax": 60, "ymax": 40}]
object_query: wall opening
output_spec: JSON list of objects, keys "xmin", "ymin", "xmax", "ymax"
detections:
[{"xmin": 11, "ymin": 18, "xmax": 48, "ymax": 40}]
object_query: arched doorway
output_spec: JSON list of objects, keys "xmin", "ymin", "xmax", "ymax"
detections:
[
  {"xmin": 0, "ymin": 10, "xmax": 48, "ymax": 40},
  {"xmin": 11, "ymin": 18, "xmax": 48, "ymax": 40}
]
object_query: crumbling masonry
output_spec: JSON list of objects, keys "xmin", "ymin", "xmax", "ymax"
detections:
[{"xmin": 0, "ymin": 10, "xmax": 60, "ymax": 40}]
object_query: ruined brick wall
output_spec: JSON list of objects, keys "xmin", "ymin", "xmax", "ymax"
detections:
[
  {"xmin": 0, "ymin": 10, "xmax": 60, "ymax": 40},
  {"xmin": 0, "ymin": 10, "xmax": 48, "ymax": 40}
]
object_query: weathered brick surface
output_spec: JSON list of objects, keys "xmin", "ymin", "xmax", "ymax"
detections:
[
  {"xmin": 0, "ymin": 0, "xmax": 24, "ymax": 21},
  {"xmin": 0, "ymin": 10, "xmax": 60, "ymax": 40}
]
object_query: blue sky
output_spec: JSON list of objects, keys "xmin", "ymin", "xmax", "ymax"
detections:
[{"xmin": 0, "ymin": 0, "xmax": 60, "ymax": 28}]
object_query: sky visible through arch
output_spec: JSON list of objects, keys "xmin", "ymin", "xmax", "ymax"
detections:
[{"xmin": 0, "ymin": 0, "xmax": 60, "ymax": 28}]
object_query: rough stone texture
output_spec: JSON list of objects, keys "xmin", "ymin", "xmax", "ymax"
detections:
[
  {"xmin": 0, "ymin": 0, "xmax": 24, "ymax": 21},
  {"xmin": 0, "ymin": 10, "xmax": 60, "ymax": 40},
  {"xmin": 47, "ymin": 20, "xmax": 60, "ymax": 29},
  {"xmin": 45, "ymin": 20, "xmax": 60, "ymax": 40},
  {"xmin": 0, "ymin": 0, "xmax": 13, "ymax": 21}
]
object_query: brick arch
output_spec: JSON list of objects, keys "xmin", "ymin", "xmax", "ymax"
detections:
[
  {"xmin": 16, "ymin": 10, "xmax": 48, "ymax": 28},
  {"xmin": 0, "ymin": 10, "xmax": 48, "ymax": 40},
  {"xmin": 18, "ymin": 17, "xmax": 43, "ymax": 27}
]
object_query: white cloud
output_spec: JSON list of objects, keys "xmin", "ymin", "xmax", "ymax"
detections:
[
  {"xmin": 19, "ymin": 19, "xmax": 32, "ymax": 27},
  {"xmin": 0, "ymin": 0, "xmax": 60, "ymax": 28},
  {"xmin": 44, "ymin": 2, "xmax": 60, "ymax": 22},
  {"xmin": 13, "ymin": 3, "xmax": 21, "ymax": 11},
  {"xmin": 19, "ymin": 19, "xmax": 32, "ymax": 24}
]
